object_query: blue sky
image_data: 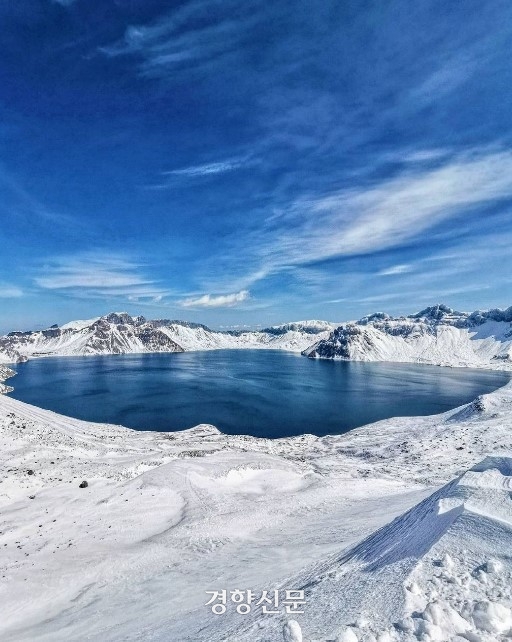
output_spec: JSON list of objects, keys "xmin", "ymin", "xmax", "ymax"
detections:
[{"xmin": 1, "ymin": 0, "xmax": 512, "ymax": 332}]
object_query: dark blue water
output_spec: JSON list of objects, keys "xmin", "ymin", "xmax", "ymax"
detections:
[{"xmin": 9, "ymin": 350, "xmax": 511, "ymax": 438}]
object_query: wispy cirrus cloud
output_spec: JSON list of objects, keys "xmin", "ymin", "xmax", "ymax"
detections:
[
  {"xmin": 188, "ymin": 147, "xmax": 512, "ymax": 300},
  {"xmin": 245, "ymin": 148, "xmax": 512, "ymax": 271},
  {"xmin": 0, "ymin": 164, "xmax": 76, "ymax": 228},
  {"xmin": 402, "ymin": 149, "xmax": 450, "ymax": 164},
  {"xmin": 146, "ymin": 156, "xmax": 253, "ymax": 189},
  {"xmin": 410, "ymin": 51, "xmax": 480, "ymax": 105},
  {"xmin": 35, "ymin": 252, "xmax": 169, "ymax": 302},
  {"xmin": 363, "ymin": 283, "xmax": 492, "ymax": 305},
  {"xmin": 181, "ymin": 289, "xmax": 250, "ymax": 308},
  {"xmin": 164, "ymin": 157, "xmax": 250, "ymax": 178},
  {"xmin": 378, "ymin": 264, "xmax": 413, "ymax": 276},
  {"xmin": 100, "ymin": 0, "xmax": 262, "ymax": 77},
  {"xmin": 317, "ymin": 232, "xmax": 512, "ymax": 315},
  {"xmin": 0, "ymin": 283, "xmax": 23, "ymax": 298}
]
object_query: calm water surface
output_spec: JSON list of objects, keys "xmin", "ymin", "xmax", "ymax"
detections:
[{"xmin": 9, "ymin": 350, "xmax": 511, "ymax": 438}]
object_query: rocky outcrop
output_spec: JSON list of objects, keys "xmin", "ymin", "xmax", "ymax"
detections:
[
  {"xmin": 0, "ymin": 365, "xmax": 16, "ymax": 394},
  {"xmin": 304, "ymin": 304, "xmax": 512, "ymax": 368}
]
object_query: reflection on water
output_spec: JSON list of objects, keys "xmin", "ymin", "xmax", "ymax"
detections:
[{"xmin": 10, "ymin": 350, "xmax": 511, "ymax": 438}]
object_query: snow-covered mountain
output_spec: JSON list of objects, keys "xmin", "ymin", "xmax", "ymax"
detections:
[
  {"xmin": 0, "ymin": 313, "xmax": 334, "ymax": 363},
  {"xmin": 0, "ymin": 312, "xmax": 183, "ymax": 361},
  {"xmin": 304, "ymin": 304, "xmax": 512, "ymax": 369},
  {"xmin": 3, "ymin": 304, "xmax": 512, "ymax": 372}
]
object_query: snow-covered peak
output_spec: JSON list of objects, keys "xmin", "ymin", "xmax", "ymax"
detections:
[
  {"xmin": 305, "ymin": 304, "xmax": 512, "ymax": 368},
  {"xmin": 100, "ymin": 312, "xmax": 138, "ymax": 325},
  {"xmin": 409, "ymin": 303, "xmax": 463, "ymax": 322},
  {"xmin": 60, "ymin": 317, "xmax": 101, "ymax": 331},
  {"xmin": 0, "ymin": 313, "xmax": 336, "ymax": 362},
  {"xmin": 263, "ymin": 320, "xmax": 335, "ymax": 335},
  {"xmin": 4, "ymin": 304, "xmax": 512, "ymax": 369}
]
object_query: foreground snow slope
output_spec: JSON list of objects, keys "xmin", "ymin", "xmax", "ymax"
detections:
[
  {"xmin": 0, "ymin": 313, "xmax": 334, "ymax": 362},
  {"xmin": 235, "ymin": 454, "xmax": 512, "ymax": 642},
  {"xmin": 305, "ymin": 304, "xmax": 512, "ymax": 369},
  {"xmin": 1, "ymin": 366, "xmax": 512, "ymax": 641}
]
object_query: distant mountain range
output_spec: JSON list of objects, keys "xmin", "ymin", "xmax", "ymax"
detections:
[
  {"xmin": 1, "ymin": 305, "xmax": 512, "ymax": 370},
  {"xmin": 0, "ymin": 312, "xmax": 334, "ymax": 363},
  {"xmin": 303, "ymin": 304, "xmax": 512, "ymax": 368}
]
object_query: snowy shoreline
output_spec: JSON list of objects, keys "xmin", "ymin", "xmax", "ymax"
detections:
[
  {"xmin": 1, "ymin": 362, "xmax": 512, "ymax": 640},
  {"xmin": 2, "ymin": 305, "xmax": 512, "ymax": 377},
  {"xmin": 0, "ymin": 365, "xmax": 15, "ymax": 394}
]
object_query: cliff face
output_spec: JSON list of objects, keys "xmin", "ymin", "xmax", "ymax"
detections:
[
  {"xmin": 0, "ymin": 314, "xmax": 185, "ymax": 360},
  {"xmin": 303, "ymin": 305, "xmax": 512, "ymax": 368},
  {"xmin": 4, "ymin": 305, "xmax": 512, "ymax": 370}
]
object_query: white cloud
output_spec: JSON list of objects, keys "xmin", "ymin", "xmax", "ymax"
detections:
[
  {"xmin": 378, "ymin": 264, "xmax": 412, "ymax": 276},
  {"xmin": 163, "ymin": 158, "xmax": 249, "ymax": 178},
  {"xmin": 304, "ymin": 150, "xmax": 512, "ymax": 259},
  {"xmin": 35, "ymin": 252, "xmax": 169, "ymax": 302},
  {"xmin": 36, "ymin": 254, "xmax": 148, "ymax": 290},
  {"xmin": 182, "ymin": 148, "xmax": 512, "ymax": 297},
  {"xmin": 325, "ymin": 298, "xmax": 350, "ymax": 304},
  {"xmin": 181, "ymin": 290, "xmax": 250, "ymax": 308},
  {"xmin": 411, "ymin": 52, "xmax": 478, "ymax": 103},
  {"xmin": 0, "ymin": 284, "xmax": 23, "ymax": 298},
  {"xmin": 241, "ymin": 149, "xmax": 512, "ymax": 275},
  {"xmin": 145, "ymin": 156, "xmax": 255, "ymax": 189},
  {"xmin": 146, "ymin": 156, "xmax": 254, "ymax": 190},
  {"xmin": 100, "ymin": 0, "xmax": 260, "ymax": 78}
]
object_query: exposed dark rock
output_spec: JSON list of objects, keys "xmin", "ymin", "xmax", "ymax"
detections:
[
  {"xmin": 103, "ymin": 312, "xmax": 135, "ymax": 325},
  {"xmin": 410, "ymin": 304, "xmax": 456, "ymax": 320},
  {"xmin": 304, "ymin": 324, "xmax": 369, "ymax": 359},
  {"xmin": 304, "ymin": 304, "xmax": 512, "ymax": 361},
  {"xmin": 262, "ymin": 322, "xmax": 331, "ymax": 335},
  {"xmin": 41, "ymin": 328, "xmax": 62, "ymax": 339},
  {"xmin": 136, "ymin": 327, "xmax": 184, "ymax": 352}
]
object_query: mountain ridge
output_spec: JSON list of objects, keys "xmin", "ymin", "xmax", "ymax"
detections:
[
  {"xmin": 304, "ymin": 303, "xmax": 512, "ymax": 369},
  {"xmin": 3, "ymin": 305, "xmax": 512, "ymax": 370},
  {"xmin": 0, "ymin": 313, "xmax": 334, "ymax": 363}
]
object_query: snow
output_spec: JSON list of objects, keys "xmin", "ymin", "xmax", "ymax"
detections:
[
  {"xmin": 3, "ymin": 305, "xmax": 512, "ymax": 372},
  {"xmin": 1, "ymin": 358, "xmax": 512, "ymax": 640},
  {"xmin": 0, "ymin": 313, "xmax": 335, "ymax": 362},
  {"xmin": 305, "ymin": 305, "xmax": 512, "ymax": 370},
  {"xmin": 283, "ymin": 620, "xmax": 303, "ymax": 642},
  {"xmin": 59, "ymin": 317, "xmax": 100, "ymax": 331},
  {"xmin": 161, "ymin": 322, "xmax": 334, "ymax": 352},
  {"xmin": 0, "ymin": 365, "xmax": 15, "ymax": 394},
  {"xmin": 2, "ymin": 305, "xmax": 512, "ymax": 641},
  {"xmin": 232, "ymin": 450, "xmax": 512, "ymax": 641}
]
